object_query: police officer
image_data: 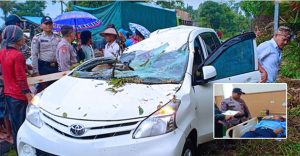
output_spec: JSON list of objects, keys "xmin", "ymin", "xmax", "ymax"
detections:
[
  {"xmin": 56, "ymin": 25, "xmax": 77, "ymax": 71},
  {"xmin": 31, "ymin": 16, "xmax": 61, "ymax": 76},
  {"xmin": 220, "ymin": 88, "xmax": 251, "ymax": 127}
]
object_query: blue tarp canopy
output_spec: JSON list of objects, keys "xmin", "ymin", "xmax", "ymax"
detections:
[{"xmin": 22, "ymin": 16, "xmax": 42, "ymax": 25}]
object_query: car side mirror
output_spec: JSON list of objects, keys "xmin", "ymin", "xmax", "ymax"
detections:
[
  {"xmin": 193, "ymin": 65, "xmax": 217, "ymax": 85},
  {"xmin": 202, "ymin": 65, "xmax": 216, "ymax": 80}
]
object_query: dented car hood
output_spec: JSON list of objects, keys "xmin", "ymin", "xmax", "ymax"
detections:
[{"xmin": 40, "ymin": 76, "xmax": 181, "ymax": 121}]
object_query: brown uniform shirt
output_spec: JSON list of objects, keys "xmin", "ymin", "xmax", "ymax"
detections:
[
  {"xmin": 220, "ymin": 97, "xmax": 251, "ymax": 126},
  {"xmin": 56, "ymin": 38, "xmax": 77, "ymax": 71}
]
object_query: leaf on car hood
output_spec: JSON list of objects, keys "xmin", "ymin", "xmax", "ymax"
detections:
[
  {"xmin": 138, "ymin": 106, "xmax": 144, "ymax": 115},
  {"xmin": 63, "ymin": 112, "xmax": 68, "ymax": 118}
]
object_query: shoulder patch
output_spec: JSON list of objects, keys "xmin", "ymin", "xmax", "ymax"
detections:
[{"xmin": 59, "ymin": 45, "xmax": 68, "ymax": 53}]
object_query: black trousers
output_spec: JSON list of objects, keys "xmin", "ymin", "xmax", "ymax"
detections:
[{"xmin": 5, "ymin": 96, "xmax": 27, "ymax": 147}]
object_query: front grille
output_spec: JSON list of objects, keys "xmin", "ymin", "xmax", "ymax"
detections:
[
  {"xmin": 42, "ymin": 113, "xmax": 139, "ymax": 140},
  {"xmin": 45, "ymin": 122, "xmax": 132, "ymax": 140},
  {"xmin": 90, "ymin": 121, "xmax": 139, "ymax": 130}
]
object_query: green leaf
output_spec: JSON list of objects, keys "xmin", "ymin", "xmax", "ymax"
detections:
[
  {"xmin": 138, "ymin": 106, "xmax": 144, "ymax": 115},
  {"xmin": 63, "ymin": 112, "xmax": 68, "ymax": 118}
]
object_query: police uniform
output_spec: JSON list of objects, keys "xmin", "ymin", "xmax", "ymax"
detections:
[
  {"xmin": 31, "ymin": 16, "xmax": 61, "ymax": 75},
  {"xmin": 56, "ymin": 38, "xmax": 77, "ymax": 71},
  {"xmin": 220, "ymin": 97, "xmax": 251, "ymax": 126}
]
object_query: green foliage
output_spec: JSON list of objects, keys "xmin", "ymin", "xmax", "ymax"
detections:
[
  {"xmin": 156, "ymin": 0, "xmax": 185, "ymax": 10},
  {"xmin": 288, "ymin": 106, "xmax": 300, "ymax": 116},
  {"xmin": 281, "ymin": 41, "xmax": 300, "ymax": 79},
  {"xmin": 195, "ymin": 1, "xmax": 250, "ymax": 38},
  {"xmin": 244, "ymin": 1, "xmax": 300, "ymax": 79},
  {"xmin": 256, "ymin": 33, "xmax": 272, "ymax": 45},
  {"xmin": 7, "ymin": 148, "xmax": 17, "ymax": 156},
  {"xmin": 240, "ymin": 1, "xmax": 274, "ymax": 18},
  {"xmin": 108, "ymin": 78, "xmax": 128, "ymax": 88},
  {"xmin": 138, "ymin": 105, "xmax": 144, "ymax": 115},
  {"xmin": 11, "ymin": 1, "xmax": 46, "ymax": 17},
  {"xmin": 0, "ymin": 1, "xmax": 16, "ymax": 20}
]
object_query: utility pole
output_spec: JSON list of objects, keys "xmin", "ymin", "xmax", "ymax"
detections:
[
  {"xmin": 274, "ymin": 0, "xmax": 279, "ymax": 32},
  {"xmin": 61, "ymin": 0, "xmax": 63, "ymax": 14}
]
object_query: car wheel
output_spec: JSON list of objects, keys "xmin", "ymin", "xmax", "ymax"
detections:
[{"xmin": 181, "ymin": 138, "xmax": 196, "ymax": 156}]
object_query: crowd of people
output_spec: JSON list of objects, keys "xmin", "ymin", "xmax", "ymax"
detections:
[{"xmin": 0, "ymin": 14, "xmax": 149, "ymax": 147}]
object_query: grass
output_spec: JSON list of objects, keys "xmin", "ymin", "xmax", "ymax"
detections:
[{"xmin": 5, "ymin": 148, "xmax": 16, "ymax": 156}]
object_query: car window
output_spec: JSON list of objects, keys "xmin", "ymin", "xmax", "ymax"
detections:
[
  {"xmin": 200, "ymin": 32, "xmax": 221, "ymax": 55},
  {"xmin": 210, "ymin": 39, "xmax": 255, "ymax": 80},
  {"xmin": 193, "ymin": 37, "xmax": 205, "ymax": 66}
]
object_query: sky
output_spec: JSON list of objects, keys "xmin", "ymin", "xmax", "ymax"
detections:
[{"xmin": 0, "ymin": 0, "xmax": 206, "ymax": 27}]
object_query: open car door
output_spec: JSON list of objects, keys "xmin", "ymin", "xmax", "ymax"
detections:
[{"xmin": 191, "ymin": 32, "xmax": 261, "ymax": 142}]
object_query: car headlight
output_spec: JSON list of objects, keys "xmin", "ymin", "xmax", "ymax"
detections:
[
  {"xmin": 133, "ymin": 97, "xmax": 180, "ymax": 139},
  {"xmin": 26, "ymin": 94, "xmax": 43, "ymax": 128}
]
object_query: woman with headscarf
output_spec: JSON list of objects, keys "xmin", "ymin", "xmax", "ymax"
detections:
[
  {"xmin": 0, "ymin": 25, "xmax": 33, "ymax": 146},
  {"xmin": 0, "ymin": 28, "xmax": 13, "ymax": 143},
  {"xmin": 80, "ymin": 30, "xmax": 94, "ymax": 61}
]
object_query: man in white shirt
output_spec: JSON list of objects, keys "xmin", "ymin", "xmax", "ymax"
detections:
[
  {"xmin": 257, "ymin": 26, "xmax": 291, "ymax": 83},
  {"xmin": 100, "ymin": 28, "xmax": 120, "ymax": 58}
]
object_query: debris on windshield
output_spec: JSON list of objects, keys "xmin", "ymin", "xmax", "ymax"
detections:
[
  {"xmin": 63, "ymin": 112, "xmax": 68, "ymax": 118},
  {"xmin": 157, "ymin": 101, "xmax": 163, "ymax": 109},
  {"xmin": 105, "ymin": 87, "xmax": 118, "ymax": 94},
  {"xmin": 106, "ymin": 77, "xmax": 141, "ymax": 92},
  {"xmin": 83, "ymin": 113, "xmax": 87, "ymax": 117},
  {"xmin": 141, "ymin": 98, "xmax": 148, "ymax": 102},
  {"xmin": 166, "ymin": 93, "xmax": 172, "ymax": 96},
  {"xmin": 70, "ymin": 62, "xmax": 82, "ymax": 70},
  {"xmin": 94, "ymin": 83, "xmax": 104, "ymax": 88},
  {"xmin": 117, "ymin": 88, "xmax": 124, "ymax": 92},
  {"xmin": 112, "ymin": 104, "xmax": 118, "ymax": 109},
  {"xmin": 172, "ymin": 95, "xmax": 177, "ymax": 102},
  {"xmin": 78, "ymin": 107, "xmax": 81, "ymax": 110},
  {"xmin": 56, "ymin": 107, "xmax": 61, "ymax": 110},
  {"xmin": 70, "ymin": 43, "xmax": 189, "ymax": 84},
  {"xmin": 139, "ymin": 58, "xmax": 150, "ymax": 67},
  {"xmin": 72, "ymin": 72, "xmax": 80, "ymax": 78},
  {"xmin": 138, "ymin": 106, "xmax": 144, "ymax": 115},
  {"xmin": 109, "ymin": 78, "xmax": 127, "ymax": 88}
]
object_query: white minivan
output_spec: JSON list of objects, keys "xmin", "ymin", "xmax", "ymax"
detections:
[{"xmin": 17, "ymin": 26, "xmax": 261, "ymax": 156}]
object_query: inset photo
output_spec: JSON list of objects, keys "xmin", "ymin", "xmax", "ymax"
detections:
[{"xmin": 213, "ymin": 83, "xmax": 287, "ymax": 139}]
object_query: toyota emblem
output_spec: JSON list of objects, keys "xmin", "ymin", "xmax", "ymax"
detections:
[{"xmin": 70, "ymin": 124, "xmax": 85, "ymax": 136}]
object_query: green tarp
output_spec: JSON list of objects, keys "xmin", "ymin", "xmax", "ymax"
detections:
[{"xmin": 73, "ymin": 1, "xmax": 177, "ymax": 41}]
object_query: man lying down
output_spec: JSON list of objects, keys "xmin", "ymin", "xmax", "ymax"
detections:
[{"xmin": 241, "ymin": 115, "xmax": 286, "ymax": 138}]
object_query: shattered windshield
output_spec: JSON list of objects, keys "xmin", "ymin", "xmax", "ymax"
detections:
[{"xmin": 71, "ymin": 43, "xmax": 189, "ymax": 84}]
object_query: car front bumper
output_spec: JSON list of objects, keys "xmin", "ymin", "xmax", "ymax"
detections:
[{"xmin": 17, "ymin": 120, "xmax": 186, "ymax": 156}]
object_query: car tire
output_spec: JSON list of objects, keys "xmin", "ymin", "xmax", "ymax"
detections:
[{"xmin": 181, "ymin": 138, "xmax": 196, "ymax": 156}]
